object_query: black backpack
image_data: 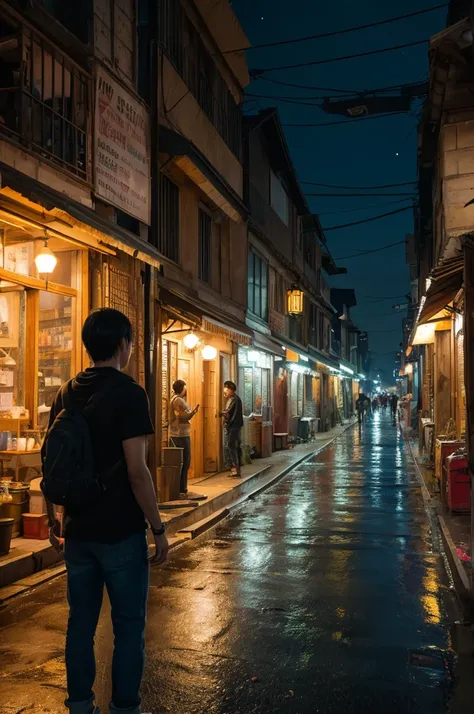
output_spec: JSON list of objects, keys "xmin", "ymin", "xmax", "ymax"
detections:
[{"xmin": 41, "ymin": 379, "xmax": 118, "ymax": 508}]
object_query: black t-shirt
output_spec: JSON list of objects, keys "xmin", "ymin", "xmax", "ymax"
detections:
[
  {"xmin": 47, "ymin": 367, "xmax": 154, "ymax": 543},
  {"xmin": 225, "ymin": 394, "xmax": 244, "ymax": 429}
]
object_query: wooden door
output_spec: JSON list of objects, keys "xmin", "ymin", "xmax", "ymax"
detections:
[
  {"xmin": 219, "ymin": 353, "xmax": 230, "ymax": 469},
  {"xmin": 274, "ymin": 366, "xmax": 288, "ymax": 434},
  {"xmin": 203, "ymin": 358, "xmax": 218, "ymax": 472}
]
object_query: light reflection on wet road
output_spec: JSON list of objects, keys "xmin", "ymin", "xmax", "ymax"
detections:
[{"xmin": 0, "ymin": 413, "xmax": 466, "ymax": 713}]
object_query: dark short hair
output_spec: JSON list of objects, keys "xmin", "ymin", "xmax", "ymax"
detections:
[
  {"xmin": 173, "ymin": 379, "xmax": 186, "ymax": 395},
  {"xmin": 82, "ymin": 309, "xmax": 133, "ymax": 362},
  {"xmin": 224, "ymin": 380, "xmax": 236, "ymax": 391}
]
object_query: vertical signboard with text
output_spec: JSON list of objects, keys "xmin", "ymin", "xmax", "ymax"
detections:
[{"xmin": 94, "ymin": 66, "xmax": 150, "ymax": 225}]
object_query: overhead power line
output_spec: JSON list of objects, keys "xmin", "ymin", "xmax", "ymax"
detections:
[
  {"xmin": 306, "ymin": 192, "xmax": 415, "ymax": 197},
  {"xmin": 251, "ymin": 38, "xmax": 428, "ymax": 75},
  {"xmin": 361, "ymin": 294, "xmax": 408, "ymax": 302},
  {"xmin": 317, "ymin": 198, "xmax": 414, "ymax": 216},
  {"xmin": 324, "ymin": 205, "xmax": 413, "ymax": 232},
  {"xmin": 334, "ymin": 240, "xmax": 406, "ymax": 259},
  {"xmin": 259, "ymin": 76, "xmax": 427, "ymax": 94},
  {"xmin": 221, "ymin": 3, "xmax": 447, "ymax": 54},
  {"xmin": 283, "ymin": 111, "xmax": 407, "ymax": 128},
  {"xmin": 302, "ymin": 180, "xmax": 416, "ymax": 189}
]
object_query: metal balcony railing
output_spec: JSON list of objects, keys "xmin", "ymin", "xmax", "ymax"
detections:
[{"xmin": 0, "ymin": 23, "xmax": 89, "ymax": 181}]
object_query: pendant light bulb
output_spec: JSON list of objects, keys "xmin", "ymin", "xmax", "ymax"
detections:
[
  {"xmin": 183, "ymin": 331, "xmax": 199, "ymax": 350},
  {"xmin": 35, "ymin": 238, "xmax": 57, "ymax": 275}
]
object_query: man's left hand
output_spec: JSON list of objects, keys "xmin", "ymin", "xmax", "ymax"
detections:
[{"xmin": 49, "ymin": 526, "xmax": 64, "ymax": 553}]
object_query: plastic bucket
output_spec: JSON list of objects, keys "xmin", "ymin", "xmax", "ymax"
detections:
[
  {"xmin": 1, "ymin": 484, "xmax": 30, "ymax": 537},
  {"xmin": 0, "ymin": 518, "xmax": 14, "ymax": 556}
]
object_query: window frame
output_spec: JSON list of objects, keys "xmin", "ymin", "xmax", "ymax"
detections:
[
  {"xmin": 198, "ymin": 207, "xmax": 212, "ymax": 284},
  {"xmin": 158, "ymin": 173, "xmax": 180, "ymax": 263},
  {"xmin": 270, "ymin": 170, "xmax": 289, "ymax": 226},
  {"xmin": 248, "ymin": 250, "xmax": 268, "ymax": 321}
]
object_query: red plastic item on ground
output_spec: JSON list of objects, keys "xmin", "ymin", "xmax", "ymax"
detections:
[
  {"xmin": 22, "ymin": 513, "xmax": 49, "ymax": 540},
  {"xmin": 445, "ymin": 453, "xmax": 470, "ymax": 512}
]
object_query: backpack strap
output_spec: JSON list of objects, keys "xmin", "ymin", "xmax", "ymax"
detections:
[{"xmin": 61, "ymin": 380, "xmax": 75, "ymax": 411}]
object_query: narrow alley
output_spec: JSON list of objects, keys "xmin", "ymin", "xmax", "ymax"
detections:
[{"xmin": 0, "ymin": 413, "xmax": 466, "ymax": 714}]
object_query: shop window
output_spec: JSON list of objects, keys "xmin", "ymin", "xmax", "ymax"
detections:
[
  {"xmin": 289, "ymin": 370, "xmax": 303, "ymax": 417},
  {"xmin": 238, "ymin": 365, "xmax": 271, "ymax": 417},
  {"xmin": 270, "ymin": 170, "xmax": 289, "ymax": 226},
  {"xmin": 38, "ymin": 291, "xmax": 75, "ymax": 431},
  {"xmin": 198, "ymin": 208, "xmax": 212, "ymax": 284},
  {"xmin": 0, "ymin": 290, "xmax": 26, "ymax": 417},
  {"xmin": 159, "ymin": 174, "xmax": 180, "ymax": 263},
  {"xmin": 238, "ymin": 348, "xmax": 271, "ymax": 417},
  {"xmin": 248, "ymin": 250, "xmax": 268, "ymax": 321},
  {"xmin": 0, "ymin": 227, "xmax": 78, "ymax": 287}
]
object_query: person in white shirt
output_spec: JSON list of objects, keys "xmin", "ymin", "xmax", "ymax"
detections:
[{"xmin": 169, "ymin": 380, "xmax": 199, "ymax": 498}]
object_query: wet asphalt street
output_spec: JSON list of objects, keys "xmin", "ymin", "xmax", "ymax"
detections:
[{"xmin": 0, "ymin": 411, "xmax": 469, "ymax": 714}]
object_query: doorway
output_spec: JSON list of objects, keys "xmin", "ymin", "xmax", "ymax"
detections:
[{"xmin": 202, "ymin": 357, "xmax": 218, "ymax": 473}]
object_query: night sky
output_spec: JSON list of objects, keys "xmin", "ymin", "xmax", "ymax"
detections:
[{"xmin": 230, "ymin": 0, "xmax": 447, "ymax": 384}]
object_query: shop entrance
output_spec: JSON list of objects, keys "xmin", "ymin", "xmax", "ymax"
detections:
[
  {"xmin": 202, "ymin": 357, "xmax": 218, "ymax": 473},
  {"xmin": 219, "ymin": 353, "xmax": 231, "ymax": 469}
]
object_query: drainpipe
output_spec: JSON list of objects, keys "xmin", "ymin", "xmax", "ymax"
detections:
[{"xmin": 145, "ymin": 0, "xmax": 160, "ymax": 485}]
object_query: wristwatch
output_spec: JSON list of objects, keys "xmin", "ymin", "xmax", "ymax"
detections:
[{"xmin": 151, "ymin": 523, "xmax": 166, "ymax": 536}]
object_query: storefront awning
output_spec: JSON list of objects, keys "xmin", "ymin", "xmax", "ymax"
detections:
[
  {"xmin": 308, "ymin": 346, "xmax": 340, "ymax": 371},
  {"xmin": 159, "ymin": 286, "xmax": 253, "ymax": 345},
  {"xmin": 253, "ymin": 331, "xmax": 286, "ymax": 357},
  {"xmin": 0, "ymin": 163, "xmax": 162, "ymax": 268},
  {"xmin": 202, "ymin": 316, "xmax": 253, "ymax": 346},
  {"xmin": 418, "ymin": 257, "xmax": 463, "ymax": 325},
  {"xmin": 160, "ymin": 127, "xmax": 247, "ymax": 223}
]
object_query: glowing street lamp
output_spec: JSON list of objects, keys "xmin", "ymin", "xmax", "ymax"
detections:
[{"xmin": 287, "ymin": 284, "xmax": 304, "ymax": 316}]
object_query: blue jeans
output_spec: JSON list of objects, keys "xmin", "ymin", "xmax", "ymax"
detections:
[
  {"xmin": 224, "ymin": 427, "xmax": 241, "ymax": 472},
  {"xmin": 64, "ymin": 532, "xmax": 149, "ymax": 714}
]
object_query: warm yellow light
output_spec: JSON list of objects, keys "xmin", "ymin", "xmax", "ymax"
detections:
[
  {"xmin": 201, "ymin": 344, "xmax": 217, "ymax": 360},
  {"xmin": 35, "ymin": 242, "xmax": 57, "ymax": 275},
  {"xmin": 183, "ymin": 332, "xmax": 199, "ymax": 350},
  {"xmin": 287, "ymin": 286, "xmax": 304, "ymax": 315},
  {"xmin": 412, "ymin": 322, "xmax": 435, "ymax": 345},
  {"xmin": 404, "ymin": 363, "xmax": 413, "ymax": 374}
]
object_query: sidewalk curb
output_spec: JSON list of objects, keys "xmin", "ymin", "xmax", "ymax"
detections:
[
  {"xmin": 0, "ymin": 420, "xmax": 356, "ymax": 605},
  {"xmin": 407, "ymin": 439, "xmax": 472, "ymax": 610}
]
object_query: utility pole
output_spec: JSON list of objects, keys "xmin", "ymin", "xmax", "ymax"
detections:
[
  {"xmin": 464, "ymin": 238, "xmax": 474, "ymax": 603},
  {"xmin": 144, "ymin": 0, "xmax": 160, "ymax": 486}
]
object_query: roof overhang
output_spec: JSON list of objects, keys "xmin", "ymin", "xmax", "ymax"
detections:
[
  {"xmin": 408, "ymin": 256, "xmax": 463, "ymax": 345},
  {"xmin": 160, "ymin": 126, "xmax": 247, "ymax": 223},
  {"xmin": 0, "ymin": 162, "xmax": 162, "ymax": 268}
]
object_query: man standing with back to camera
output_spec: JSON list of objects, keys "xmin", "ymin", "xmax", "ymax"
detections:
[{"xmin": 43, "ymin": 308, "xmax": 168, "ymax": 714}]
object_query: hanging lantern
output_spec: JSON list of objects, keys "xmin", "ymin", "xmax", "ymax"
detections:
[
  {"xmin": 287, "ymin": 284, "xmax": 304, "ymax": 316},
  {"xmin": 201, "ymin": 344, "xmax": 217, "ymax": 361},
  {"xmin": 183, "ymin": 331, "xmax": 199, "ymax": 350},
  {"xmin": 35, "ymin": 237, "xmax": 57, "ymax": 275}
]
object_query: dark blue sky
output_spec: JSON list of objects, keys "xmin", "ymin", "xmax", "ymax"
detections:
[{"xmin": 231, "ymin": 0, "xmax": 447, "ymax": 382}]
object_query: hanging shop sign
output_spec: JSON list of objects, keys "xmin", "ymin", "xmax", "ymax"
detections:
[{"xmin": 94, "ymin": 66, "xmax": 150, "ymax": 224}]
